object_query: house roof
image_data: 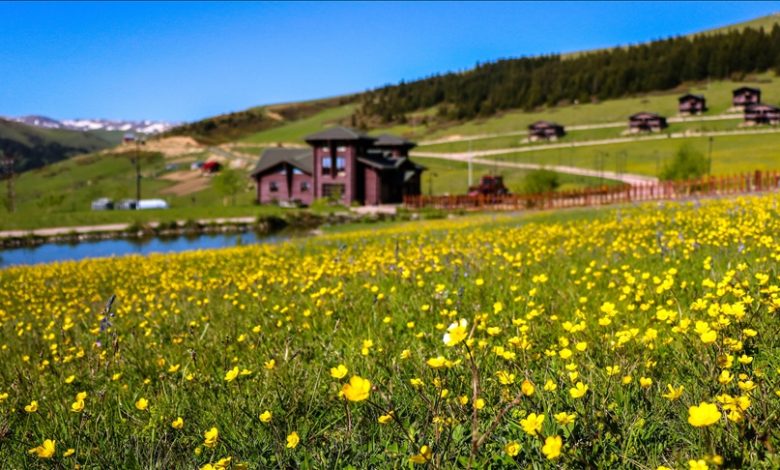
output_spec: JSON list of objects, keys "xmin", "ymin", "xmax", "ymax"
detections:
[
  {"xmin": 733, "ymin": 86, "xmax": 761, "ymax": 95},
  {"xmin": 678, "ymin": 94, "xmax": 705, "ymax": 102},
  {"xmin": 528, "ymin": 120, "xmax": 563, "ymax": 129},
  {"xmin": 359, "ymin": 150, "xmax": 426, "ymax": 172},
  {"xmin": 629, "ymin": 112, "xmax": 665, "ymax": 120},
  {"xmin": 250, "ymin": 148, "xmax": 312, "ymax": 176},
  {"xmin": 373, "ymin": 133, "xmax": 416, "ymax": 147},
  {"xmin": 304, "ymin": 125, "xmax": 375, "ymax": 143},
  {"xmin": 746, "ymin": 103, "xmax": 780, "ymax": 112}
]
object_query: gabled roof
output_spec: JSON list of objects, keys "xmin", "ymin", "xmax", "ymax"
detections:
[
  {"xmin": 359, "ymin": 150, "xmax": 425, "ymax": 172},
  {"xmin": 733, "ymin": 86, "xmax": 761, "ymax": 95},
  {"xmin": 304, "ymin": 126, "xmax": 375, "ymax": 143},
  {"xmin": 250, "ymin": 148, "xmax": 312, "ymax": 177},
  {"xmin": 374, "ymin": 133, "xmax": 416, "ymax": 147},
  {"xmin": 746, "ymin": 103, "xmax": 780, "ymax": 112},
  {"xmin": 528, "ymin": 120, "xmax": 563, "ymax": 129},
  {"xmin": 629, "ymin": 112, "xmax": 665, "ymax": 119},
  {"xmin": 678, "ymin": 93, "xmax": 705, "ymax": 102}
]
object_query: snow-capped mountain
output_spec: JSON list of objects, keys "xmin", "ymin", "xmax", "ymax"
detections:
[{"xmin": 5, "ymin": 115, "xmax": 177, "ymax": 134}]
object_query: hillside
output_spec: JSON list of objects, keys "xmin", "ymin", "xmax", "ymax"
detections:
[
  {"xmin": 165, "ymin": 14, "xmax": 780, "ymax": 146},
  {"xmin": 0, "ymin": 119, "xmax": 120, "ymax": 172}
]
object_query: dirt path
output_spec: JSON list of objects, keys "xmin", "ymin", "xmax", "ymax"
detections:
[
  {"xmin": 417, "ymin": 113, "xmax": 745, "ymax": 146},
  {"xmin": 412, "ymin": 153, "xmax": 657, "ymax": 185},
  {"xmin": 418, "ymin": 128, "xmax": 780, "ymax": 168}
]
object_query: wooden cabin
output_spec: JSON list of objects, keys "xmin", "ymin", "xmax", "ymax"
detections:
[
  {"xmin": 678, "ymin": 94, "xmax": 707, "ymax": 115},
  {"xmin": 251, "ymin": 127, "xmax": 424, "ymax": 206},
  {"xmin": 732, "ymin": 87, "xmax": 761, "ymax": 109},
  {"xmin": 528, "ymin": 121, "xmax": 565, "ymax": 141},
  {"xmin": 628, "ymin": 112, "xmax": 668, "ymax": 133},
  {"xmin": 744, "ymin": 104, "xmax": 780, "ymax": 126},
  {"xmin": 250, "ymin": 148, "xmax": 314, "ymax": 205}
]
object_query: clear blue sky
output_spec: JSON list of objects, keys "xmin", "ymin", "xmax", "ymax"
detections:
[{"xmin": 1, "ymin": 1, "xmax": 778, "ymax": 122}]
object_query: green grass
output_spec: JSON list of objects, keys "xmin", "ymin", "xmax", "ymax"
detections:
[
  {"xmin": 2, "ymin": 195, "xmax": 780, "ymax": 467},
  {"xmin": 380, "ymin": 73, "xmax": 780, "ymax": 142},
  {"xmin": 240, "ymin": 105, "xmax": 357, "ymax": 144},
  {"xmin": 0, "ymin": 150, "xmax": 271, "ymax": 231},
  {"xmin": 420, "ymin": 158, "xmax": 617, "ymax": 196},
  {"xmin": 486, "ymin": 132, "xmax": 780, "ymax": 177}
]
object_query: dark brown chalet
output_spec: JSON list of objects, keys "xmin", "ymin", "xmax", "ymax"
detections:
[
  {"xmin": 528, "ymin": 121, "xmax": 565, "ymax": 141},
  {"xmin": 678, "ymin": 94, "xmax": 707, "ymax": 115},
  {"xmin": 732, "ymin": 87, "xmax": 761, "ymax": 109},
  {"xmin": 628, "ymin": 112, "xmax": 668, "ymax": 133},
  {"xmin": 744, "ymin": 104, "xmax": 780, "ymax": 126},
  {"xmin": 251, "ymin": 126, "xmax": 424, "ymax": 206}
]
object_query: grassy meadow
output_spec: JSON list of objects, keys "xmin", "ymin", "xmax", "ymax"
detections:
[{"xmin": 2, "ymin": 194, "xmax": 780, "ymax": 467}]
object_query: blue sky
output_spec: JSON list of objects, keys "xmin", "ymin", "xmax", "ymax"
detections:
[{"xmin": 1, "ymin": 1, "xmax": 779, "ymax": 122}]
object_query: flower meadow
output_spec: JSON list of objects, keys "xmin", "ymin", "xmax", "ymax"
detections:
[{"xmin": 2, "ymin": 196, "xmax": 780, "ymax": 469}]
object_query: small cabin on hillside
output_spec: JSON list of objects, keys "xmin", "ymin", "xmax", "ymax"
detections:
[
  {"xmin": 678, "ymin": 94, "xmax": 707, "ymax": 115},
  {"xmin": 744, "ymin": 104, "xmax": 780, "ymax": 126},
  {"xmin": 733, "ymin": 87, "xmax": 761, "ymax": 109},
  {"xmin": 628, "ymin": 112, "xmax": 668, "ymax": 133},
  {"xmin": 251, "ymin": 127, "xmax": 425, "ymax": 206},
  {"xmin": 528, "ymin": 121, "xmax": 565, "ymax": 141}
]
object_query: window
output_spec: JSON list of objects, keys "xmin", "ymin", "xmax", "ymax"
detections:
[
  {"xmin": 321, "ymin": 146, "xmax": 330, "ymax": 153},
  {"xmin": 321, "ymin": 156, "xmax": 332, "ymax": 175},
  {"xmin": 300, "ymin": 181, "xmax": 310, "ymax": 192},
  {"xmin": 336, "ymin": 156, "xmax": 346, "ymax": 175},
  {"xmin": 269, "ymin": 181, "xmax": 279, "ymax": 193},
  {"xmin": 336, "ymin": 146, "xmax": 347, "ymax": 152},
  {"xmin": 292, "ymin": 168, "xmax": 304, "ymax": 175}
]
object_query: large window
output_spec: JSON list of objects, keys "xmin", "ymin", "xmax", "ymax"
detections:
[
  {"xmin": 336, "ymin": 156, "xmax": 346, "ymax": 175},
  {"xmin": 321, "ymin": 156, "xmax": 332, "ymax": 175}
]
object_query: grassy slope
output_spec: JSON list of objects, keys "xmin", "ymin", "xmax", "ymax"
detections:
[
  {"xmin": 239, "ymin": 104, "xmax": 356, "ymax": 144},
  {"xmin": 0, "ymin": 150, "xmax": 265, "ymax": 231},
  {"xmin": 488, "ymin": 132, "xmax": 780, "ymax": 177},
  {"xmin": 0, "ymin": 119, "xmax": 118, "ymax": 171},
  {"xmin": 421, "ymin": 159, "xmax": 616, "ymax": 196}
]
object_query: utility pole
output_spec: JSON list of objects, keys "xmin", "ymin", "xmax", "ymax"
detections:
[
  {"xmin": 133, "ymin": 135, "xmax": 146, "ymax": 205},
  {"xmin": 0, "ymin": 152, "xmax": 15, "ymax": 213}
]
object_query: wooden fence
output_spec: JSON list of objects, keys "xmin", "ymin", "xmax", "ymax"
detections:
[{"xmin": 403, "ymin": 170, "xmax": 780, "ymax": 211}]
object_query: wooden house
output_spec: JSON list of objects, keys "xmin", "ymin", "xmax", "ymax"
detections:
[
  {"xmin": 250, "ymin": 148, "xmax": 313, "ymax": 205},
  {"xmin": 732, "ymin": 87, "xmax": 761, "ymax": 109},
  {"xmin": 628, "ymin": 112, "xmax": 668, "ymax": 133},
  {"xmin": 678, "ymin": 94, "xmax": 707, "ymax": 115},
  {"xmin": 744, "ymin": 104, "xmax": 780, "ymax": 126},
  {"xmin": 251, "ymin": 127, "xmax": 424, "ymax": 206},
  {"xmin": 528, "ymin": 121, "xmax": 565, "ymax": 141}
]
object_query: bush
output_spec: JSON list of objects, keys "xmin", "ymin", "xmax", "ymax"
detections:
[
  {"xmin": 660, "ymin": 143, "xmax": 709, "ymax": 181},
  {"xmin": 522, "ymin": 169, "xmax": 560, "ymax": 195}
]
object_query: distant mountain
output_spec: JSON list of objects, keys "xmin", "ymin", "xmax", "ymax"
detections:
[
  {"xmin": 5, "ymin": 115, "xmax": 177, "ymax": 134},
  {"xmin": 0, "ymin": 119, "xmax": 118, "ymax": 173}
]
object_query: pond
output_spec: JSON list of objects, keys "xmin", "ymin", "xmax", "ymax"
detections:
[{"xmin": 0, "ymin": 231, "xmax": 294, "ymax": 268}]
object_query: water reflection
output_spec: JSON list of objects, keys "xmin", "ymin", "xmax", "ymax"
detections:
[{"xmin": 0, "ymin": 230, "xmax": 291, "ymax": 268}]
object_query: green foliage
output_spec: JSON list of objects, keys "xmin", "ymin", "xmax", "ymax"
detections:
[
  {"xmin": 211, "ymin": 168, "xmax": 245, "ymax": 205},
  {"xmin": 0, "ymin": 120, "xmax": 116, "ymax": 172},
  {"xmin": 660, "ymin": 143, "xmax": 710, "ymax": 181},
  {"xmin": 361, "ymin": 24, "xmax": 780, "ymax": 123},
  {"xmin": 522, "ymin": 169, "xmax": 561, "ymax": 194}
]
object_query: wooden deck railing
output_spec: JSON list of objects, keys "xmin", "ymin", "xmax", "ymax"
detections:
[{"xmin": 403, "ymin": 170, "xmax": 780, "ymax": 211}]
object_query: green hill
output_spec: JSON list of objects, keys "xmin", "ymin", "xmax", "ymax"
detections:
[{"xmin": 0, "ymin": 119, "xmax": 119, "ymax": 172}]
